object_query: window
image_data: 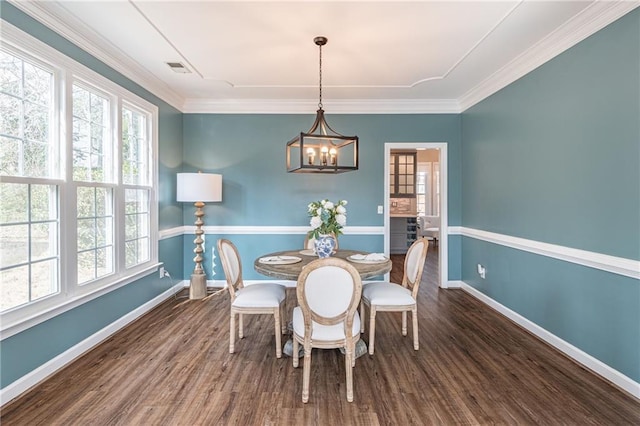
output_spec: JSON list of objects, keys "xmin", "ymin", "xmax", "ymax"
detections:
[
  {"xmin": 122, "ymin": 107, "xmax": 152, "ymax": 269},
  {"xmin": 0, "ymin": 26, "xmax": 158, "ymax": 333},
  {"xmin": 0, "ymin": 50, "xmax": 59, "ymax": 312},
  {"xmin": 389, "ymin": 151, "xmax": 417, "ymax": 197},
  {"xmin": 416, "ymin": 170, "xmax": 427, "ymax": 216},
  {"xmin": 416, "ymin": 162, "xmax": 440, "ymax": 217},
  {"xmin": 1, "ymin": 183, "xmax": 59, "ymax": 311}
]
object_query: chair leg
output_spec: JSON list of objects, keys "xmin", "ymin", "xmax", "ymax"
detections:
[
  {"xmin": 280, "ymin": 303, "xmax": 287, "ymax": 334},
  {"xmin": 359, "ymin": 302, "xmax": 365, "ymax": 334},
  {"xmin": 229, "ymin": 311, "xmax": 235, "ymax": 354},
  {"xmin": 368, "ymin": 307, "xmax": 377, "ymax": 355},
  {"xmin": 239, "ymin": 313, "xmax": 244, "ymax": 339},
  {"xmin": 302, "ymin": 345, "xmax": 312, "ymax": 403},
  {"xmin": 402, "ymin": 311, "xmax": 407, "ymax": 336},
  {"xmin": 412, "ymin": 306, "xmax": 419, "ymax": 350},
  {"xmin": 293, "ymin": 337, "xmax": 299, "ymax": 368},
  {"xmin": 351, "ymin": 340, "xmax": 356, "ymax": 368},
  {"xmin": 274, "ymin": 309, "xmax": 282, "ymax": 359},
  {"xmin": 345, "ymin": 343, "xmax": 354, "ymax": 402}
]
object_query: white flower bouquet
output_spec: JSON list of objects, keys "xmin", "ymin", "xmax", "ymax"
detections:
[{"xmin": 307, "ymin": 199, "xmax": 348, "ymax": 240}]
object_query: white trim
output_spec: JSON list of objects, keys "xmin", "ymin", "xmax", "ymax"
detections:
[
  {"xmin": 159, "ymin": 226, "xmax": 186, "ymax": 240},
  {"xmin": 182, "ymin": 98, "xmax": 461, "ymax": 114},
  {"xmin": 182, "ymin": 225, "xmax": 384, "ymax": 235},
  {"xmin": 448, "ymin": 226, "xmax": 463, "ymax": 235},
  {"xmin": 447, "ymin": 280, "xmax": 464, "ymax": 288},
  {"xmin": 459, "ymin": 227, "xmax": 640, "ymax": 280},
  {"xmin": 7, "ymin": 0, "xmax": 185, "ymax": 111},
  {"xmin": 0, "ymin": 22, "xmax": 162, "ymax": 336},
  {"xmin": 459, "ymin": 1, "xmax": 639, "ymax": 111},
  {"xmin": 0, "ymin": 280, "xmax": 184, "ymax": 406},
  {"xmin": 8, "ymin": 0, "xmax": 636, "ymax": 114},
  {"xmin": 461, "ymin": 283, "xmax": 640, "ymax": 400},
  {"xmin": 384, "ymin": 142, "xmax": 448, "ymax": 289}
]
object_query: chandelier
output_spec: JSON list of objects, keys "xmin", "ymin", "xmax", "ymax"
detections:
[{"xmin": 286, "ymin": 36, "xmax": 359, "ymax": 173}]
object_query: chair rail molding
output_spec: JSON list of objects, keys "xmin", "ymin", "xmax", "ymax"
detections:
[
  {"xmin": 450, "ymin": 226, "xmax": 639, "ymax": 280},
  {"xmin": 160, "ymin": 225, "xmax": 384, "ymax": 239}
]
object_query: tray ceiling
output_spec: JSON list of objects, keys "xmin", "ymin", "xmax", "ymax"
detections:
[{"xmin": 9, "ymin": 1, "xmax": 638, "ymax": 113}]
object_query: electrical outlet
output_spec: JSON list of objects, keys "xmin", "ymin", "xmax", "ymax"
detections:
[
  {"xmin": 159, "ymin": 266, "xmax": 165, "ymax": 279},
  {"xmin": 477, "ymin": 264, "xmax": 486, "ymax": 279}
]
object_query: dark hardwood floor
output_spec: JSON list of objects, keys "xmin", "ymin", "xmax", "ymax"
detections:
[{"xmin": 2, "ymin": 244, "xmax": 639, "ymax": 425}]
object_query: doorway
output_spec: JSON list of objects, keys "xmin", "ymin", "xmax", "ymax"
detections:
[{"xmin": 384, "ymin": 142, "xmax": 448, "ymax": 288}]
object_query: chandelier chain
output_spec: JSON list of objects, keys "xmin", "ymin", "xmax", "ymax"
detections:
[{"xmin": 318, "ymin": 42, "xmax": 323, "ymax": 109}]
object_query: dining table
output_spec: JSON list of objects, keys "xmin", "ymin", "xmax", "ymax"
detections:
[
  {"xmin": 253, "ymin": 248, "xmax": 392, "ymax": 358},
  {"xmin": 253, "ymin": 249, "xmax": 392, "ymax": 282}
]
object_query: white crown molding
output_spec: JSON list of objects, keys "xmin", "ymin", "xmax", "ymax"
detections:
[
  {"xmin": 458, "ymin": 226, "xmax": 640, "ymax": 280},
  {"xmin": 8, "ymin": 0, "xmax": 637, "ymax": 114},
  {"xmin": 181, "ymin": 98, "xmax": 462, "ymax": 114},
  {"xmin": 7, "ymin": 0, "xmax": 185, "ymax": 111},
  {"xmin": 461, "ymin": 283, "xmax": 640, "ymax": 400},
  {"xmin": 459, "ymin": 0, "xmax": 640, "ymax": 111}
]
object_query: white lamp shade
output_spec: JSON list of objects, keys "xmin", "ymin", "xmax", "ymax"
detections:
[{"xmin": 177, "ymin": 173, "xmax": 222, "ymax": 202}]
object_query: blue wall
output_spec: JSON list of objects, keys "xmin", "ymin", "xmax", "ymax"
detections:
[
  {"xmin": 2, "ymin": 0, "xmax": 638, "ymax": 395},
  {"xmin": 182, "ymin": 113, "xmax": 462, "ymax": 280},
  {"xmin": 461, "ymin": 10, "xmax": 640, "ymax": 381},
  {"xmin": 0, "ymin": 2, "xmax": 184, "ymax": 389}
]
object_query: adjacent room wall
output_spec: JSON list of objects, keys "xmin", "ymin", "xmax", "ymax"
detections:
[{"xmin": 461, "ymin": 9, "xmax": 639, "ymax": 384}]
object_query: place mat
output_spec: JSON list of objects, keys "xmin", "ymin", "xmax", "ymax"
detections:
[
  {"xmin": 347, "ymin": 253, "xmax": 388, "ymax": 264},
  {"xmin": 259, "ymin": 255, "xmax": 302, "ymax": 265},
  {"xmin": 299, "ymin": 249, "xmax": 316, "ymax": 256}
]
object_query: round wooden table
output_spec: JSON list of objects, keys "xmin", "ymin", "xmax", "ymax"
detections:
[
  {"xmin": 253, "ymin": 249, "xmax": 392, "ymax": 281},
  {"xmin": 254, "ymin": 249, "xmax": 391, "ymax": 359}
]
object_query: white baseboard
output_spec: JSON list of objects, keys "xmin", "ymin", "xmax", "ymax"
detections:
[
  {"xmin": 0, "ymin": 282, "xmax": 184, "ymax": 407},
  {"xmin": 460, "ymin": 282, "xmax": 640, "ymax": 400},
  {"xmin": 446, "ymin": 280, "xmax": 463, "ymax": 288}
]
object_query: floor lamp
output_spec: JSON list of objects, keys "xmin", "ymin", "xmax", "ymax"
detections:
[{"xmin": 177, "ymin": 172, "xmax": 223, "ymax": 299}]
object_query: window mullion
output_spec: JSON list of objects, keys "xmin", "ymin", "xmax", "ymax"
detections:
[
  {"xmin": 114, "ymin": 97, "xmax": 125, "ymax": 274},
  {"xmin": 60, "ymin": 68, "xmax": 76, "ymax": 297}
]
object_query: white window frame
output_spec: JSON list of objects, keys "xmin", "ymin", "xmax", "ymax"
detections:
[{"xmin": 0, "ymin": 22, "xmax": 159, "ymax": 339}]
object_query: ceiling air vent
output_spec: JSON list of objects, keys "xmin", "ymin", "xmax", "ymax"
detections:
[{"xmin": 166, "ymin": 62, "xmax": 191, "ymax": 73}]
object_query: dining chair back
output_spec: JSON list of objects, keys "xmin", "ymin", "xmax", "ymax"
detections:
[
  {"xmin": 360, "ymin": 237, "xmax": 429, "ymax": 355},
  {"xmin": 217, "ymin": 239, "xmax": 286, "ymax": 358},
  {"xmin": 292, "ymin": 257, "xmax": 362, "ymax": 403},
  {"xmin": 404, "ymin": 237, "xmax": 427, "ymax": 299},
  {"xmin": 218, "ymin": 238, "xmax": 243, "ymax": 298}
]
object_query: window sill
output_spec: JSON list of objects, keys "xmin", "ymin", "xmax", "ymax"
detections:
[{"xmin": 0, "ymin": 262, "xmax": 162, "ymax": 340}]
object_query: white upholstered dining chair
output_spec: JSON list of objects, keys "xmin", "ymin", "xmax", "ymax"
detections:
[
  {"xmin": 217, "ymin": 239, "xmax": 287, "ymax": 358},
  {"xmin": 292, "ymin": 258, "xmax": 362, "ymax": 403},
  {"xmin": 360, "ymin": 237, "xmax": 429, "ymax": 355}
]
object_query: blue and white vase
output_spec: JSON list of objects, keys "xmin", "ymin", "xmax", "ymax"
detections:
[{"xmin": 314, "ymin": 234, "xmax": 336, "ymax": 258}]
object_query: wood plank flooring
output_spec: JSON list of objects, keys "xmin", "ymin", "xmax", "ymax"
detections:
[{"xmin": 2, "ymin": 244, "xmax": 640, "ymax": 425}]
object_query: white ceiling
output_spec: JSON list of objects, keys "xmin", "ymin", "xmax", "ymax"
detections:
[{"xmin": 10, "ymin": 0, "xmax": 638, "ymax": 113}]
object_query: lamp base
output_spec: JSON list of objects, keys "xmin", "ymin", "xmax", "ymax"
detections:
[{"xmin": 189, "ymin": 273, "xmax": 207, "ymax": 299}]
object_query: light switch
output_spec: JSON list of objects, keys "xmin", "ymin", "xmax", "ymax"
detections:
[{"xmin": 377, "ymin": 205, "xmax": 384, "ymax": 214}]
